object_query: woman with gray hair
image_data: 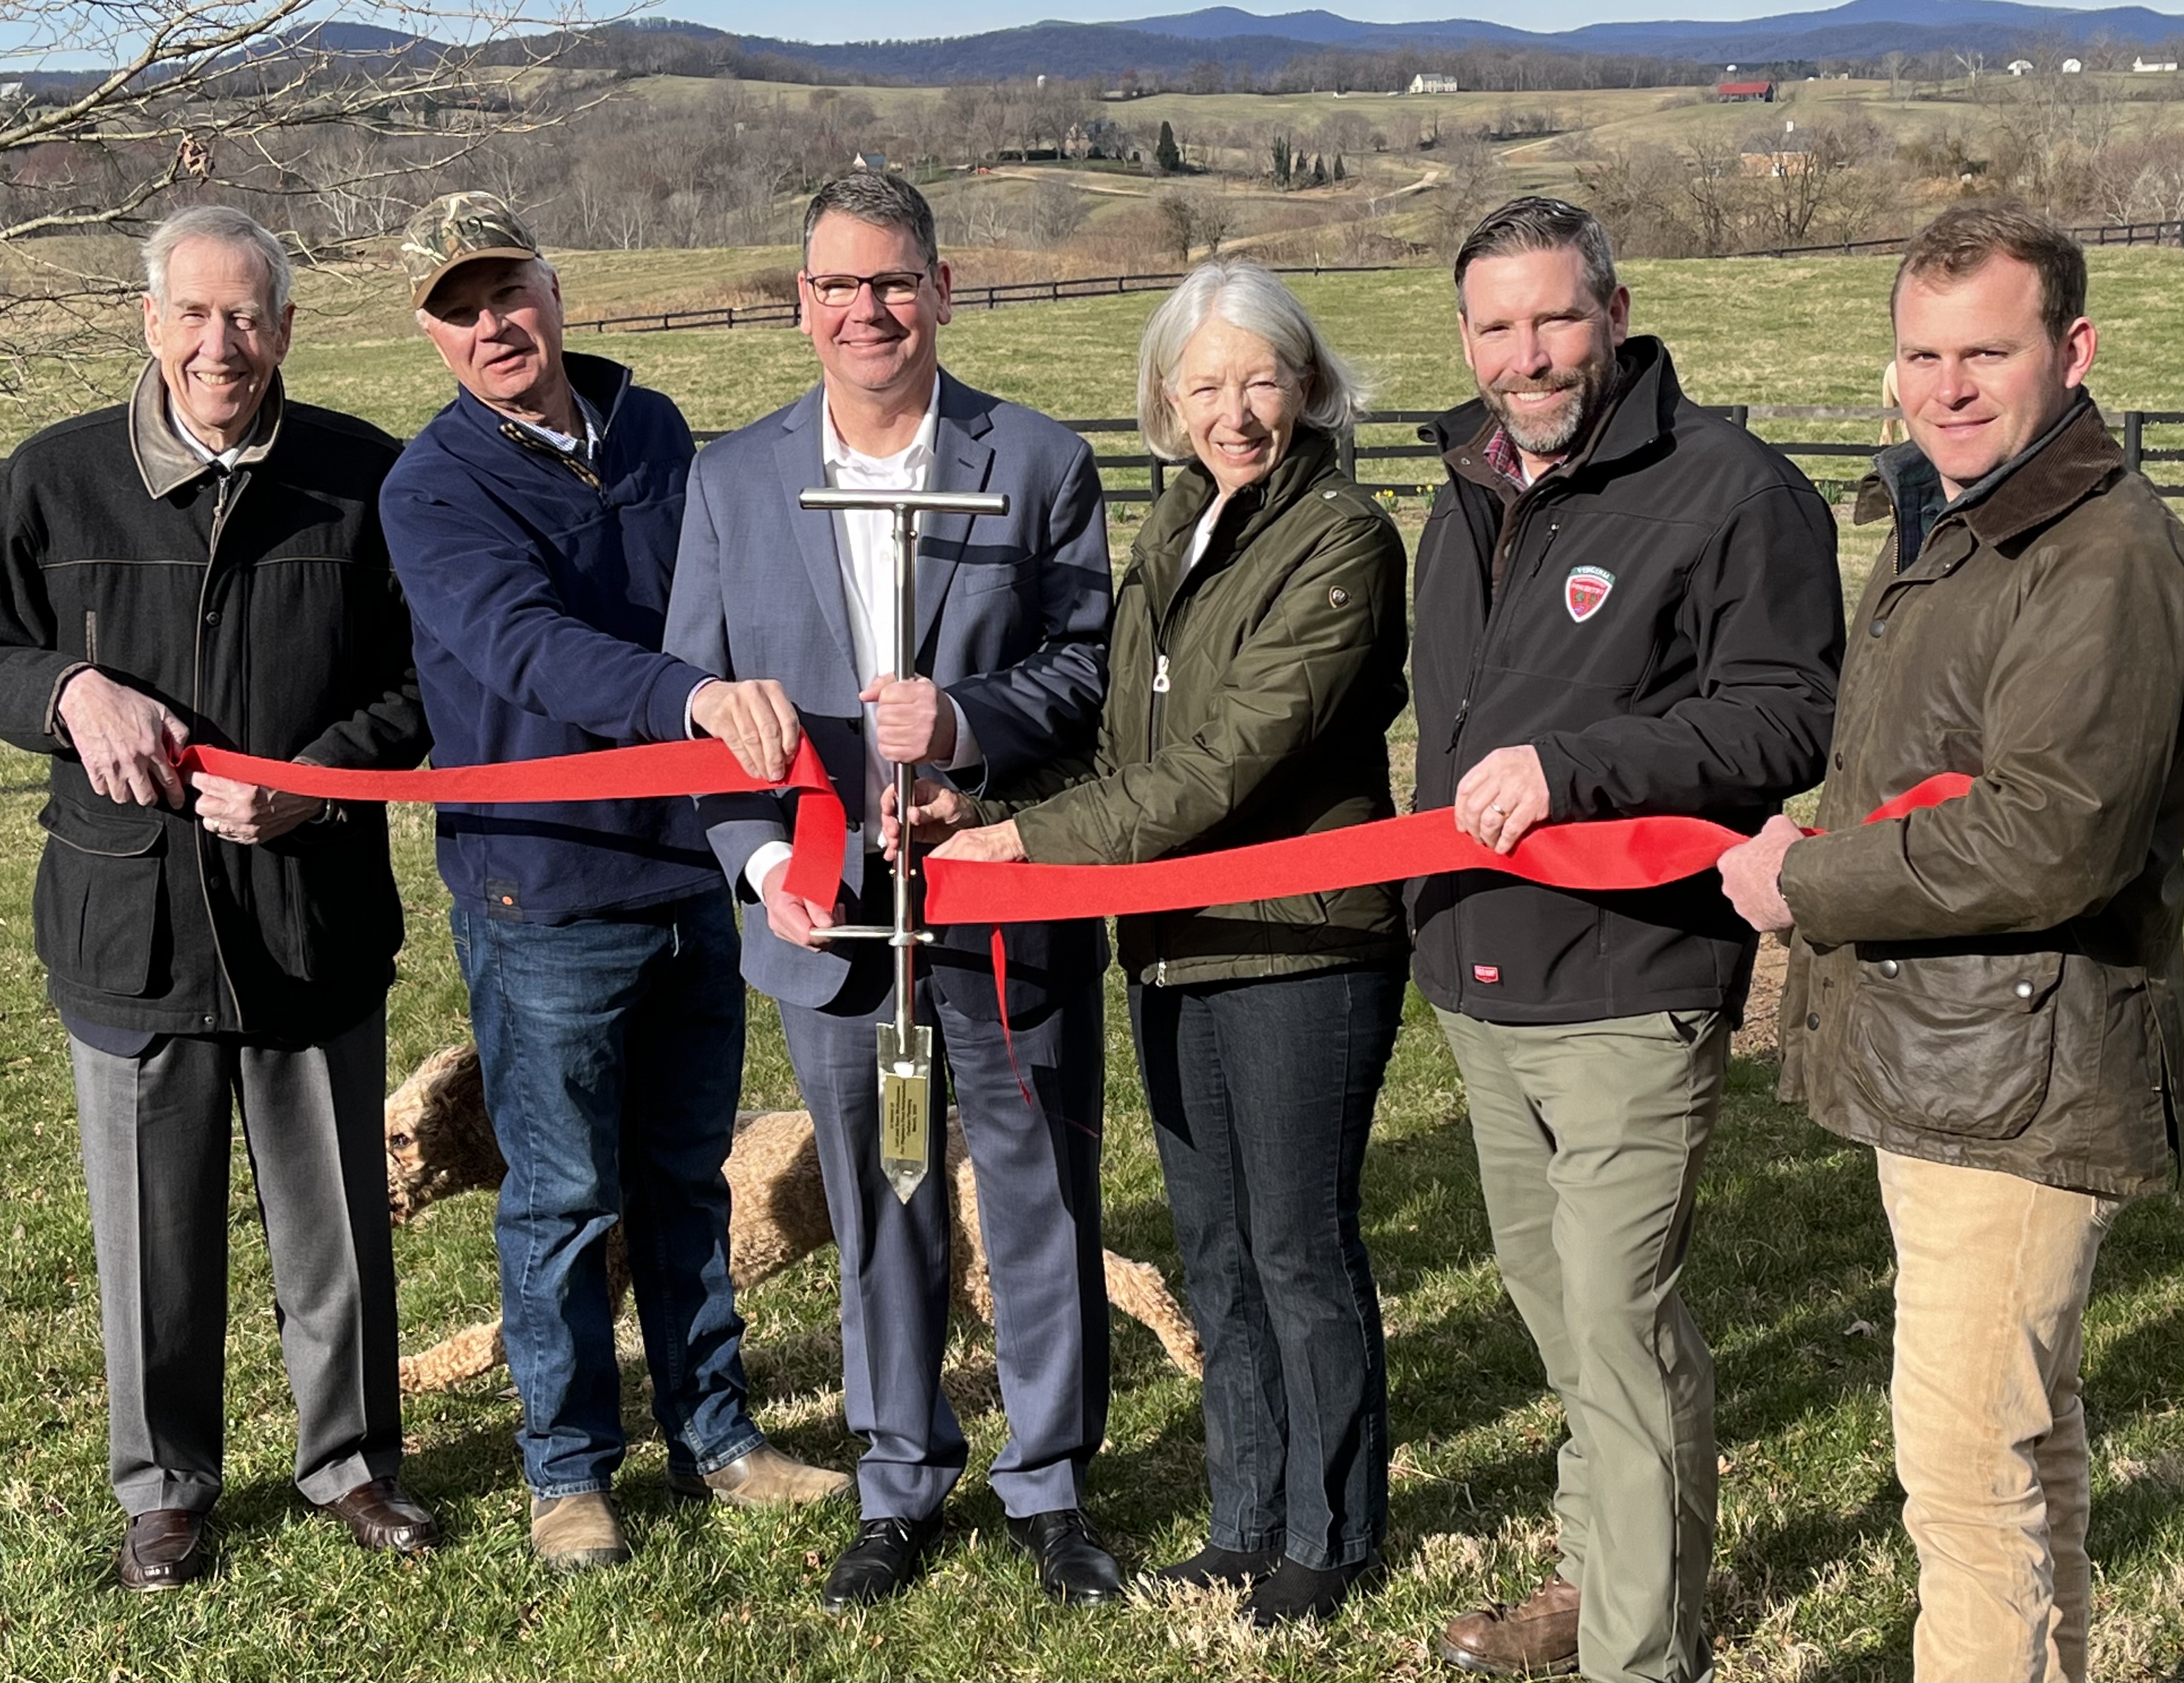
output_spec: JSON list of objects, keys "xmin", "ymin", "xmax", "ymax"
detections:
[{"xmin": 907, "ymin": 257, "xmax": 1410, "ymax": 1625}]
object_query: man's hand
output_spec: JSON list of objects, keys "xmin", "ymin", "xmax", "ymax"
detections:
[
  {"xmin": 862, "ymin": 673, "xmax": 956, "ymax": 766},
  {"xmin": 929, "ymin": 819, "xmax": 1028, "ymax": 864},
  {"xmin": 1454, "ymin": 745, "xmax": 1551, "ymax": 855},
  {"xmin": 57, "ymin": 669, "xmax": 188, "ymax": 808},
  {"xmin": 879, "ymin": 778, "xmax": 977, "ymax": 861},
  {"xmin": 759, "ymin": 857, "xmax": 848, "ymax": 949},
  {"xmin": 188, "ymin": 772, "xmax": 326, "ymax": 847},
  {"xmin": 1717, "ymin": 814, "xmax": 1802, "ymax": 933},
  {"xmin": 692, "ymin": 679, "xmax": 802, "ymax": 783}
]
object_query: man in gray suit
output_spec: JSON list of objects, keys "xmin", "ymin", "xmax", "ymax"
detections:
[{"xmin": 665, "ymin": 173, "xmax": 1118, "ymax": 1609}]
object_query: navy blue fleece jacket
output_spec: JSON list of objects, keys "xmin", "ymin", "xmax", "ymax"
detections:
[{"xmin": 380, "ymin": 353, "xmax": 721, "ymax": 921}]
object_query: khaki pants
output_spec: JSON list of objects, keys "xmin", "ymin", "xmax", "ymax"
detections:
[
  {"xmin": 1440, "ymin": 1009, "xmax": 1727, "ymax": 1683},
  {"xmin": 1877, "ymin": 1148, "xmax": 2120, "ymax": 1683}
]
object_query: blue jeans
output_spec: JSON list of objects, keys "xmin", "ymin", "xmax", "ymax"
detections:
[
  {"xmin": 452, "ymin": 889, "xmax": 759, "ymax": 1498},
  {"xmin": 1130, "ymin": 963, "xmax": 1406, "ymax": 1570}
]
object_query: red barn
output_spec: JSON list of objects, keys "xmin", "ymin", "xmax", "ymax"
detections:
[{"xmin": 1717, "ymin": 79, "xmax": 1777, "ymax": 101}]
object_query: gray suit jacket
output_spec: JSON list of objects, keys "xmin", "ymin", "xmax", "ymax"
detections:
[{"xmin": 665, "ymin": 370, "xmax": 1113, "ymax": 1013}]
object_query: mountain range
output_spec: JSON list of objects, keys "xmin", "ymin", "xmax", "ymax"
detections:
[{"xmin": 714, "ymin": 0, "xmax": 2184, "ymax": 78}]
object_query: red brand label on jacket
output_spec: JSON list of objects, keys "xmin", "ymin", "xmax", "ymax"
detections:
[
  {"xmin": 1472, "ymin": 964, "xmax": 1501, "ymax": 984},
  {"xmin": 1565, "ymin": 565, "xmax": 1615, "ymax": 622}
]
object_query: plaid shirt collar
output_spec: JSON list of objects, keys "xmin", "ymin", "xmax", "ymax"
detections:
[{"xmin": 1482, "ymin": 424, "xmax": 1565, "ymax": 489}]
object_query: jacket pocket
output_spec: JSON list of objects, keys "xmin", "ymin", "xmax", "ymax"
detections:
[
  {"xmin": 33, "ymin": 800, "xmax": 167, "ymax": 997},
  {"xmin": 279, "ymin": 835, "xmax": 402, "ymax": 984},
  {"xmin": 1845, "ymin": 950, "xmax": 2063, "ymax": 1140}
]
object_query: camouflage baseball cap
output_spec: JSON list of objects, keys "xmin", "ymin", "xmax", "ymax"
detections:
[{"xmin": 400, "ymin": 191, "xmax": 541, "ymax": 309}]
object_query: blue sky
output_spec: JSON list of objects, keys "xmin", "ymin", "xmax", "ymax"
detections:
[{"xmin": 696, "ymin": 0, "xmax": 2163, "ymax": 44}]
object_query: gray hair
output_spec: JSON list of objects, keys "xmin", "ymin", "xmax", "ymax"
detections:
[
  {"xmin": 802, "ymin": 172, "xmax": 939, "ymax": 272},
  {"xmin": 142, "ymin": 204, "xmax": 293, "ymax": 315},
  {"xmin": 1454, "ymin": 196, "xmax": 1617, "ymax": 317},
  {"xmin": 1136, "ymin": 258, "xmax": 1372, "ymax": 461}
]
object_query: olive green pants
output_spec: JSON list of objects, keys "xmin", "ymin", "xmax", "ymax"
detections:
[{"xmin": 1438, "ymin": 1008, "xmax": 1728, "ymax": 1683}]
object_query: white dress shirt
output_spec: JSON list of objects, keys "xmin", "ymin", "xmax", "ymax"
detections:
[{"xmin": 742, "ymin": 376, "xmax": 982, "ymax": 897}]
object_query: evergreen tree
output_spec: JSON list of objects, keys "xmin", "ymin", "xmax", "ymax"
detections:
[
  {"xmin": 1333, "ymin": 153, "xmax": 1347, "ymax": 182},
  {"xmin": 1271, "ymin": 133, "xmax": 1291, "ymax": 188},
  {"xmin": 1155, "ymin": 119, "xmax": 1182, "ymax": 174},
  {"xmin": 1311, "ymin": 153, "xmax": 1328, "ymax": 187}
]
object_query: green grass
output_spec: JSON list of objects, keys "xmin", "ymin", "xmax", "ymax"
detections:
[{"xmin": 4, "ymin": 256, "xmax": 2184, "ymax": 1678}]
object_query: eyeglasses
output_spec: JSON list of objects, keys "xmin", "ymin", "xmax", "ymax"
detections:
[{"xmin": 803, "ymin": 269, "xmax": 928, "ymax": 308}]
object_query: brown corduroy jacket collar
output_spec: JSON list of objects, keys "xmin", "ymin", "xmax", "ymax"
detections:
[{"xmin": 126, "ymin": 357, "xmax": 286, "ymax": 500}]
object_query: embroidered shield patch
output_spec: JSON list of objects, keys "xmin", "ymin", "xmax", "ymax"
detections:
[{"xmin": 1565, "ymin": 565, "xmax": 1616, "ymax": 622}]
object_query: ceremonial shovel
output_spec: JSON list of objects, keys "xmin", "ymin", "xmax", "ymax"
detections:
[{"xmin": 797, "ymin": 486, "xmax": 1011, "ymax": 1203}]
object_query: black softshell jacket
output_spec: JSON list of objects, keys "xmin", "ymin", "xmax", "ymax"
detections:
[{"xmin": 1406, "ymin": 337, "xmax": 1844, "ymax": 1024}]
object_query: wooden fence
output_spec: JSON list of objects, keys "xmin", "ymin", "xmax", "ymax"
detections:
[
  {"xmin": 569, "ymin": 219, "xmax": 2184, "ymax": 336},
  {"xmin": 1053, "ymin": 405, "xmax": 2184, "ymax": 503},
  {"xmin": 566, "ymin": 263, "xmax": 1413, "ymax": 336},
  {"xmin": 1742, "ymin": 218, "xmax": 2184, "ymax": 260}
]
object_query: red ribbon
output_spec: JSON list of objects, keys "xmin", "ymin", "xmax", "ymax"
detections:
[
  {"xmin": 177, "ymin": 737, "xmax": 848, "ymax": 909},
  {"xmin": 926, "ymin": 771, "xmax": 1977, "ymax": 927}
]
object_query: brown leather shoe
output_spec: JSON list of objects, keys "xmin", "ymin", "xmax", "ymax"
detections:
[
  {"xmin": 667, "ymin": 1444, "xmax": 853, "ymax": 1509},
  {"xmin": 317, "ymin": 1476, "xmax": 440, "ymax": 1554},
  {"xmin": 117, "ymin": 1509, "xmax": 210, "ymax": 1592},
  {"xmin": 1437, "ymin": 1574, "xmax": 1582, "ymax": 1676}
]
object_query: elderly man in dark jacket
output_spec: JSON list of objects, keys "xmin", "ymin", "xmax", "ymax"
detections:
[
  {"xmin": 1722, "ymin": 206, "xmax": 2184, "ymax": 1683},
  {"xmin": 0, "ymin": 206, "xmax": 436, "ymax": 1590},
  {"xmin": 1410, "ymin": 199, "xmax": 1843, "ymax": 1683}
]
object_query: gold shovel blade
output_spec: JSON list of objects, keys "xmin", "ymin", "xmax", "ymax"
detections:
[{"xmin": 877, "ymin": 1021, "xmax": 934, "ymax": 1204}]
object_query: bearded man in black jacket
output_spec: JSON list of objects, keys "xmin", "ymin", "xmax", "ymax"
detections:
[
  {"xmin": 0, "ymin": 207, "xmax": 436, "ymax": 1590},
  {"xmin": 1410, "ymin": 199, "xmax": 1844, "ymax": 1683}
]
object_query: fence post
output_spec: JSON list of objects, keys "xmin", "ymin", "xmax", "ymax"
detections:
[
  {"xmin": 1338, "ymin": 425, "xmax": 1357, "ymax": 480},
  {"xmin": 2126, "ymin": 411, "xmax": 2145, "ymax": 473},
  {"xmin": 1150, "ymin": 457, "xmax": 1167, "ymax": 502},
  {"xmin": 1730, "ymin": 404, "xmax": 1750, "ymax": 429}
]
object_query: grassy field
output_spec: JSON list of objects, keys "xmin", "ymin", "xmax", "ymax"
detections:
[{"xmin": 2, "ymin": 253, "xmax": 2184, "ymax": 1679}]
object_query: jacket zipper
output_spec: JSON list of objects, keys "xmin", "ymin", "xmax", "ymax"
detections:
[
  {"xmin": 193, "ymin": 467, "xmax": 249, "ymax": 1030},
  {"xmin": 1445, "ymin": 493, "xmax": 1561, "ymax": 1014},
  {"xmin": 500, "ymin": 421, "xmax": 605, "ymax": 495},
  {"xmin": 1446, "ymin": 502, "xmax": 1562, "ymax": 764}
]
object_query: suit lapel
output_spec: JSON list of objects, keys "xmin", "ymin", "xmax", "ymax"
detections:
[
  {"xmin": 917, "ymin": 376, "xmax": 997, "ymax": 658},
  {"xmin": 774, "ymin": 395, "xmax": 861, "ymax": 681}
]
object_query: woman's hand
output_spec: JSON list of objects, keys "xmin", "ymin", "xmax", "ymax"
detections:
[
  {"xmin": 879, "ymin": 778, "xmax": 977, "ymax": 861},
  {"xmin": 929, "ymin": 819, "xmax": 1029, "ymax": 864}
]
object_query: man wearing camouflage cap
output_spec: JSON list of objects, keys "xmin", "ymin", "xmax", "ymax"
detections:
[{"xmin": 380, "ymin": 193, "xmax": 848, "ymax": 1569}]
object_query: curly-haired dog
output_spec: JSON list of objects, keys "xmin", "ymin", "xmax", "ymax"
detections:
[{"xmin": 386, "ymin": 1042, "xmax": 1203, "ymax": 1391}]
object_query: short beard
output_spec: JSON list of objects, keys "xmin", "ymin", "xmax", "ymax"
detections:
[{"xmin": 1480, "ymin": 351, "xmax": 1616, "ymax": 458}]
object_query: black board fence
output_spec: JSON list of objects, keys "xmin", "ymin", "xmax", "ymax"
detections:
[
  {"xmin": 571, "ymin": 221, "xmax": 2184, "ymax": 337},
  {"xmin": 936, "ymin": 407, "xmax": 2184, "ymax": 504},
  {"xmin": 695, "ymin": 406, "xmax": 2184, "ymax": 501}
]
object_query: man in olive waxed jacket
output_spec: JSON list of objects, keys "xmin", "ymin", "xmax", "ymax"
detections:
[{"xmin": 1722, "ymin": 205, "xmax": 2184, "ymax": 1683}]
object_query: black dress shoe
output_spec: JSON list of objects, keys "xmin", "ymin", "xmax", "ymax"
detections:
[
  {"xmin": 1005, "ymin": 1509, "xmax": 1125, "ymax": 1605},
  {"xmin": 1242, "ymin": 1549, "xmax": 1385, "ymax": 1628},
  {"xmin": 117, "ymin": 1509, "xmax": 210, "ymax": 1592},
  {"xmin": 820, "ymin": 1513, "xmax": 943, "ymax": 1611},
  {"xmin": 1156, "ymin": 1542, "xmax": 1282, "ymax": 1591}
]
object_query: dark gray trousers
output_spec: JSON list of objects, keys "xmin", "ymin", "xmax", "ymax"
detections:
[
  {"xmin": 71, "ymin": 1010, "xmax": 403, "ymax": 1516},
  {"xmin": 778, "ymin": 928, "xmax": 1108, "ymax": 1523}
]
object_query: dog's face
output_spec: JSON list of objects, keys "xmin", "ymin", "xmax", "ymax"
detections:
[{"xmin": 386, "ymin": 1043, "xmax": 505, "ymax": 1224}]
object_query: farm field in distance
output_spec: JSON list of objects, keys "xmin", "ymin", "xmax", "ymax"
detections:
[{"xmin": 2, "ymin": 250, "xmax": 2183, "ymax": 1679}]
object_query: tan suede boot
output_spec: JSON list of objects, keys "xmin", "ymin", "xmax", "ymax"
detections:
[
  {"xmin": 530, "ymin": 1492, "xmax": 632, "ymax": 1571},
  {"xmin": 666, "ymin": 1444, "xmax": 853, "ymax": 1509}
]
